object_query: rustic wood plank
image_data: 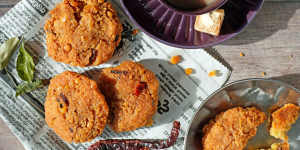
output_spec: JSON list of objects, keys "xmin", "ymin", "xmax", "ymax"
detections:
[
  {"xmin": 0, "ymin": 0, "xmax": 19, "ymax": 6},
  {"xmin": 0, "ymin": 119, "xmax": 24, "ymax": 150},
  {"xmin": 0, "ymin": 0, "xmax": 19, "ymax": 16},
  {"xmin": 0, "ymin": 7, "xmax": 11, "ymax": 17},
  {"xmin": 215, "ymin": 2, "xmax": 300, "ymax": 86},
  {"xmin": 0, "ymin": 1, "xmax": 299, "ymax": 150}
]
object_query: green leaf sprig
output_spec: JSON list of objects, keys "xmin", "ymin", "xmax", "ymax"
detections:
[
  {"xmin": 0, "ymin": 36, "xmax": 47, "ymax": 97},
  {"xmin": 15, "ymin": 79, "xmax": 43, "ymax": 97},
  {"xmin": 15, "ymin": 40, "xmax": 45, "ymax": 96},
  {"xmin": 16, "ymin": 42, "xmax": 35, "ymax": 82},
  {"xmin": 0, "ymin": 37, "xmax": 19, "ymax": 70}
]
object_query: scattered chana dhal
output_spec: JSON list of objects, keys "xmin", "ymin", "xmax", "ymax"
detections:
[
  {"xmin": 185, "ymin": 68, "xmax": 193, "ymax": 75},
  {"xmin": 208, "ymin": 70, "xmax": 217, "ymax": 77},
  {"xmin": 170, "ymin": 55, "xmax": 181, "ymax": 65},
  {"xmin": 240, "ymin": 52, "xmax": 245, "ymax": 57}
]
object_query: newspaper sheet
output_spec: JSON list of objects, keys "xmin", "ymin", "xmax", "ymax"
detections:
[{"xmin": 0, "ymin": 0, "xmax": 231, "ymax": 149}]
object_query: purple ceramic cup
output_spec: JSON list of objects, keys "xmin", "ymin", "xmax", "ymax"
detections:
[
  {"xmin": 120, "ymin": 0, "xmax": 264, "ymax": 49},
  {"xmin": 158, "ymin": 0, "xmax": 228, "ymax": 15}
]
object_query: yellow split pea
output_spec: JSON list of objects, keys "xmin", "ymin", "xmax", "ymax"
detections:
[
  {"xmin": 185, "ymin": 68, "xmax": 193, "ymax": 75},
  {"xmin": 170, "ymin": 55, "xmax": 182, "ymax": 64},
  {"xmin": 208, "ymin": 70, "xmax": 217, "ymax": 77}
]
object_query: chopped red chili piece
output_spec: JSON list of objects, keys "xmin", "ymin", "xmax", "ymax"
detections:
[
  {"xmin": 111, "ymin": 70, "xmax": 128, "ymax": 75},
  {"xmin": 88, "ymin": 121, "xmax": 181, "ymax": 150},
  {"xmin": 135, "ymin": 82, "xmax": 147, "ymax": 96},
  {"xmin": 132, "ymin": 29, "xmax": 140, "ymax": 35}
]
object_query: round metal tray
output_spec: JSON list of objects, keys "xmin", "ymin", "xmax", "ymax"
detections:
[{"xmin": 185, "ymin": 78, "xmax": 300, "ymax": 150}]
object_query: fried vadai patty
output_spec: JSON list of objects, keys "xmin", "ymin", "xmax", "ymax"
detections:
[
  {"xmin": 202, "ymin": 107, "xmax": 266, "ymax": 150},
  {"xmin": 270, "ymin": 103, "xmax": 300, "ymax": 141},
  {"xmin": 45, "ymin": 71, "xmax": 109, "ymax": 143},
  {"xmin": 98, "ymin": 61, "xmax": 159, "ymax": 132},
  {"xmin": 44, "ymin": 0, "xmax": 123, "ymax": 66}
]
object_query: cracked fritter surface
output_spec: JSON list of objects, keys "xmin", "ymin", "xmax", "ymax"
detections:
[
  {"xmin": 45, "ymin": 71, "xmax": 109, "ymax": 143},
  {"xmin": 202, "ymin": 107, "xmax": 266, "ymax": 150},
  {"xmin": 257, "ymin": 142, "xmax": 289, "ymax": 150},
  {"xmin": 270, "ymin": 103, "xmax": 300, "ymax": 141},
  {"xmin": 98, "ymin": 61, "xmax": 159, "ymax": 132},
  {"xmin": 44, "ymin": 0, "xmax": 122, "ymax": 66}
]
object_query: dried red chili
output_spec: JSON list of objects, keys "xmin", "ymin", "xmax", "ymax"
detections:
[
  {"xmin": 135, "ymin": 82, "xmax": 147, "ymax": 96},
  {"xmin": 88, "ymin": 121, "xmax": 181, "ymax": 150}
]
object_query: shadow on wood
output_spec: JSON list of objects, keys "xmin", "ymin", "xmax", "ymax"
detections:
[
  {"xmin": 222, "ymin": 2, "xmax": 300, "ymax": 45},
  {"xmin": 271, "ymin": 74, "xmax": 300, "ymax": 90}
]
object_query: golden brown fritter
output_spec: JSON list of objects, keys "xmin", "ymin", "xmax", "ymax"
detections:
[
  {"xmin": 44, "ymin": 0, "xmax": 122, "ymax": 66},
  {"xmin": 202, "ymin": 107, "xmax": 266, "ymax": 150},
  {"xmin": 98, "ymin": 61, "xmax": 159, "ymax": 132},
  {"xmin": 270, "ymin": 103, "xmax": 300, "ymax": 141},
  {"xmin": 269, "ymin": 142, "xmax": 289, "ymax": 150},
  {"xmin": 257, "ymin": 142, "xmax": 289, "ymax": 150},
  {"xmin": 45, "ymin": 71, "xmax": 109, "ymax": 143}
]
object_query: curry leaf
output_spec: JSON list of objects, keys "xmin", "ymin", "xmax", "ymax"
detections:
[
  {"xmin": 15, "ymin": 79, "xmax": 43, "ymax": 97},
  {"xmin": 16, "ymin": 42, "xmax": 35, "ymax": 82},
  {"xmin": 0, "ymin": 37, "xmax": 19, "ymax": 70}
]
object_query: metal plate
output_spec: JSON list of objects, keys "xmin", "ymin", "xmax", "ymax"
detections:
[{"xmin": 185, "ymin": 78, "xmax": 300, "ymax": 150}]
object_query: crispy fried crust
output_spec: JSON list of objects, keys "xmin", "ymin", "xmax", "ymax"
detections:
[
  {"xmin": 44, "ymin": 0, "xmax": 122, "ymax": 66},
  {"xmin": 270, "ymin": 103, "xmax": 300, "ymax": 141},
  {"xmin": 257, "ymin": 142, "xmax": 289, "ymax": 150},
  {"xmin": 98, "ymin": 61, "xmax": 159, "ymax": 132},
  {"xmin": 202, "ymin": 107, "xmax": 266, "ymax": 150},
  {"xmin": 270, "ymin": 142, "xmax": 290, "ymax": 150},
  {"xmin": 45, "ymin": 71, "xmax": 109, "ymax": 143}
]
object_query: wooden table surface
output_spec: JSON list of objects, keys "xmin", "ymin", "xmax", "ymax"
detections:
[{"xmin": 1, "ymin": 0, "xmax": 300, "ymax": 149}]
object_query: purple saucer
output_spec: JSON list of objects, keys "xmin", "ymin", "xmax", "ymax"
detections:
[{"xmin": 120, "ymin": 0, "xmax": 264, "ymax": 49}]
